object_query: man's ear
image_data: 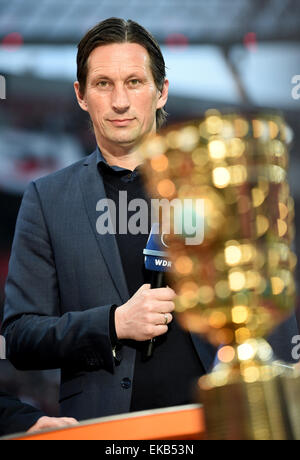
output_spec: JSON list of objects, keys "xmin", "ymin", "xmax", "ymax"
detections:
[
  {"xmin": 74, "ymin": 81, "xmax": 88, "ymax": 112},
  {"xmin": 156, "ymin": 79, "xmax": 169, "ymax": 110}
]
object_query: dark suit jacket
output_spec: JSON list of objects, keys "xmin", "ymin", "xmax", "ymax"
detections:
[
  {"xmin": 1, "ymin": 150, "xmax": 217, "ymax": 421},
  {"xmin": 0, "ymin": 391, "xmax": 44, "ymax": 436}
]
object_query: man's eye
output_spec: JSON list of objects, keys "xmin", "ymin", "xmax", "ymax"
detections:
[
  {"xmin": 129, "ymin": 79, "xmax": 141, "ymax": 86},
  {"xmin": 98, "ymin": 81, "xmax": 109, "ymax": 88}
]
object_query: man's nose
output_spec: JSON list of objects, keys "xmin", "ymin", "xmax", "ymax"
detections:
[{"xmin": 111, "ymin": 85, "xmax": 130, "ymax": 113}]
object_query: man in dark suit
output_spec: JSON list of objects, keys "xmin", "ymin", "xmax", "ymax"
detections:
[
  {"xmin": 1, "ymin": 17, "xmax": 298, "ymax": 423},
  {"xmin": 1, "ymin": 17, "xmax": 216, "ymax": 421},
  {"xmin": 0, "ymin": 392, "xmax": 77, "ymax": 436}
]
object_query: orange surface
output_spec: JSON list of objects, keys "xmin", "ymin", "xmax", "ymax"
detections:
[{"xmin": 10, "ymin": 404, "xmax": 205, "ymax": 441}]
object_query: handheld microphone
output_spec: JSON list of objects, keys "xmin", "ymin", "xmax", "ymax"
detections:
[{"xmin": 143, "ymin": 223, "xmax": 172, "ymax": 358}]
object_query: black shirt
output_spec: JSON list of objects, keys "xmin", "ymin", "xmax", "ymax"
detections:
[{"xmin": 97, "ymin": 148, "xmax": 206, "ymax": 411}]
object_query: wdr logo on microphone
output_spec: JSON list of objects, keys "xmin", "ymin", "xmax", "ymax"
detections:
[
  {"xmin": 0, "ymin": 75, "xmax": 6, "ymax": 100},
  {"xmin": 155, "ymin": 258, "xmax": 172, "ymax": 268}
]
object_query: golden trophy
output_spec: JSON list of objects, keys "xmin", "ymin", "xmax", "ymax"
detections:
[{"xmin": 139, "ymin": 111, "xmax": 299, "ymax": 440}]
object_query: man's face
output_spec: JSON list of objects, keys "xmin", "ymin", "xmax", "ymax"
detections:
[{"xmin": 74, "ymin": 42, "xmax": 168, "ymax": 151}]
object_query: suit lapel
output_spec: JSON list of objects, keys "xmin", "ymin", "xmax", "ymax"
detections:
[{"xmin": 78, "ymin": 150, "xmax": 130, "ymax": 304}]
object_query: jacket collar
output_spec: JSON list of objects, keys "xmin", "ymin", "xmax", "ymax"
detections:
[{"xmin": 80, "ymin": 150, "xmax": 130, "ymax": 304}]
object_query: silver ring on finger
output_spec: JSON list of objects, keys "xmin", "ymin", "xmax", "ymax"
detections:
[{"xmin": 163, "ymin": 313, "xmax": 168, "ymax": 325}]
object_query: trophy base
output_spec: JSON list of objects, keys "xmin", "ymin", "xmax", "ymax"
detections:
[{"xmin": 198, "ymin": 350, "xmax": 300, "ymax": 440}]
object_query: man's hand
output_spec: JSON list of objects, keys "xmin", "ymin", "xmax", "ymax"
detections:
[
  {"xmin": 115, "ymin": 284, "xmax": 176, "ymax": 341},
  {"xmin": 27, "ymin": 416, "xmax": 79, "ymax": 433}
]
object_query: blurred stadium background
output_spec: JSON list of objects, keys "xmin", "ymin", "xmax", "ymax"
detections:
[{"xmin": 0, "ymin": 0, "xmax": 300, "ymax": 417}]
